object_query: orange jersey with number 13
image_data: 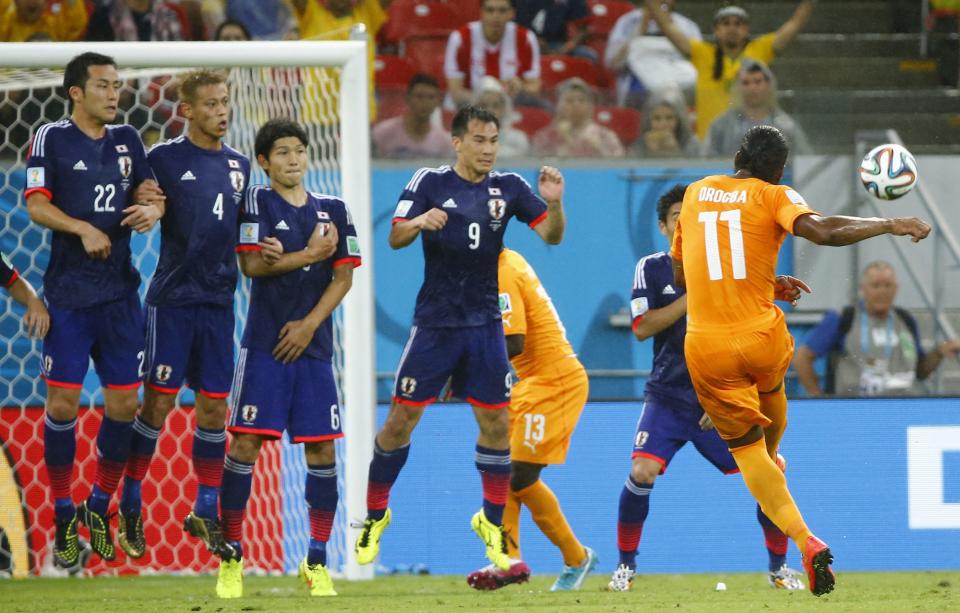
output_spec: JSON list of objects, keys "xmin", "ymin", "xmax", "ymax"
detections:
[{"xmin": 670, "ymin": 175, "xmax": 817, "ymax": 334}]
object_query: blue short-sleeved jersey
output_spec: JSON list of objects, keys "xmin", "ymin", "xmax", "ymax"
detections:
[
  {"xmin": 392, "ymin": 166, "xmax": 548, "ymax": 328},
  {"xmin": 145, "ymin": 136, "xmax": 251, "ymax": 307},
  {"xmin": 24, "ymin": 120, "xmax": 153, "ymax": 308},
  {"xmin": 237, "ymin": 186, "xmax": 361, "ymax": 361},
  {"xmin": 630, "ymin": 251, "xmax": 700, "ymax": 409}
]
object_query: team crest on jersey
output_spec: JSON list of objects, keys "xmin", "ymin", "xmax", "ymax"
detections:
[
  {"xmin": 635, "ymin": 430, "xmax": 649, "ymax": 448},
  {"xmin": 400, "ymin": 377, "xmax": 417, "ymax": 396},
  {"xmin": 117, "ymin": 155, "xmax": 132, "ymax": 179},
  {"xmin": 42, "ymin": 355, "xmax": 53, "ymax": 375},
  {"xmin": 154, "ymin": 364, "xmax": 172, "ymax": 383},
  {"xmin": 228, "ymin": 159, "xmax": 241, "ymax": 169},
  {"xmin": 488, "ymin": 198, "xmax": 506, "ymax": 220},
  {"xmin": 229, "ymin": 170, "xmax": 245, "ymax": 193},
  {"xmin": 498, "ymin": 292, "xmax": 512, "ymax": 314},
  {"xmin": 488, "ymin": 187, "xmax": 502, "ymax": 196},
  {"xmin": 241, "ymin": 404, "xmax": 258, "ymax": 422}
]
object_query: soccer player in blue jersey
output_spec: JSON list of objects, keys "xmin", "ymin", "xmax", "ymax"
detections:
[
  {"xmin": 113, "ymin": 69, "xmax": 252, "ymax": 560},
  {"xmin": 353, "ymin": 105, "xmax": 567, "ymax": 573},
  {"xmin": 0, "ymin": 251, "xmax": 50, "ymax": 339},
  {"xmin": 214, "ymin": 118, "xmax": 360, "ymax": 599},
  {"xmin": 25, "ymin": 52, "xmax": 165, "ymax": 567},
  {"xmin": 608, "ymin": 185, "xmax": 806, "ymax": 591}
]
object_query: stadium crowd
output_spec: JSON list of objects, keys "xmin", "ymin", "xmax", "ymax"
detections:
[{"xmin": 1, "ymin": 0, "xmax": 827, "ymax": 159}]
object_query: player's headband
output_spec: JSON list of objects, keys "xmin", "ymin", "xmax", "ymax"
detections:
[{"xmin": 714, "ymin": 6, "xmax": 749, "ymax": 23}]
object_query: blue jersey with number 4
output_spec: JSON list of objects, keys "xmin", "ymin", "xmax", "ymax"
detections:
[
  {"xmin": 237, "ymin": 186, "xmax": 361, "ymax": 361},
  {"xmin": 146, "ymin": 136, "xmax": 251, "ymax": 307},
  {"xmin": 24, "ymin": 120, "xmax": 153, "ymax": 308},
  {"xmin": 392, "ymin": 166, "xmax": 548, "ymax": 328}
]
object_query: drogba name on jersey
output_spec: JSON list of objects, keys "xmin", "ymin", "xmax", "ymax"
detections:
[
  {"xmin": 392, "ymin": 166, "xmax": 548, "ymax": 328},
  {"xmin": 146, "ymin": 136, "xmax": 251, "ymax": 307}
]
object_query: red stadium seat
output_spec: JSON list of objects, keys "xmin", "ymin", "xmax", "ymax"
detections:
[
  {"xmin": 436, "ymin": 0, "xmax": 480, "ymax": 23},
  {"xmin": 540, "ymin": 55, "xmax": 600, "ymax": 92},
  {"xmin": 382, "ymin": 0, "xmax": 462, "ymax": 44},
  {"xmin": 402, "ymin": 35, "xmax": 450, "ymax": 82},
  {"xmin": 513, "ymin": 107, "xmax": 553, "ymax": 138},
  {"xmin": 594, "ymin": 106, "xmax": 642, "ymax": 147},
  {"xmin": 585, "ymin": 0, "xmax": 634, "ymax": 57},
  {"xmin": 375, "ymin": 55, "xmax": 419, "ymax": 90}
]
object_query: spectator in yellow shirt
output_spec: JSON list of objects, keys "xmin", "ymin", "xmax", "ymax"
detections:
[
  {"xmin": 0, "ymin": 0, "xmax": 88, "ymax": 42},
  {"xmin": 644, "ymin": 0, "xmax": 814, "ymax": 139},
  {"xmin": 291, "ymin": 0, "xmax": 386, "ymax": 121}
]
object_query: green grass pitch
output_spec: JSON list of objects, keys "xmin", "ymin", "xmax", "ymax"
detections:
[{"xmin": 2, "ymin": 571, "xmax": 957, "ymax": 612}]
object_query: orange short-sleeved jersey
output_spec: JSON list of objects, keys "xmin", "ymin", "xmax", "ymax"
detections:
[
  {"xmin": 498, "ymin": 248, "xmax": 577, "ymax": 380},
  {"xmin": 670, "ymin": 175, "xmax": 817, "ymax": 333}
]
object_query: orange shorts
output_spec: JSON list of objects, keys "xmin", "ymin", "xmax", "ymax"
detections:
[
  {"xmin": 684, "ymin": 313, "xmax": 794, "ymax": 441},
  {"xmin": 508, "ymin": 359, "xmax": 588, "ymax": 465}
]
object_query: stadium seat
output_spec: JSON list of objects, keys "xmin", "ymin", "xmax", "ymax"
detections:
[
  {"xmin": 402, "ymin": 35, "xmax": 450, "ymax": 82},
  {"xmin": 594, "ymin": 106, "xmax": 642, "ymax": 147},
  {"xmin": 513, "ymin": 107, "xmax": 553, "ymax": 138},
  {"xmin": 585, "ymin": 0, "xmax": 634, "ymax": 57},
  {"xmin": 540, "ymin": 55, "xmax": 601, "ymax": 92},
  {"xmin": 382, "ymin": 0, "xmax": 462, "ymax": 44},
  {"xmin": 437, "ymin": 0, "xmax": 480, "ymax": 23},
  {"xmin": 375, "ymin": 55, "xmax": 419, "ymax": 90}
]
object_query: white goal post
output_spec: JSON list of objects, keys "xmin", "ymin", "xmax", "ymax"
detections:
[{"xmin": 0, "ymin": 41, "xmax": 375, "ymax": 580}]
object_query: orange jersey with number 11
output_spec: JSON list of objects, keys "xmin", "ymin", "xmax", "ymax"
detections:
[{"xmin": 670, "ymin": 175, "xmax": 817, "ymax": 334}]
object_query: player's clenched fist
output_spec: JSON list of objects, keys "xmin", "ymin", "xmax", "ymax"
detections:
[
  {"xmin": 891, "ymin": 217, "xmax": 932, "ymax": 242},
  {"xmin": 538, "ymin": 166, "xmax": 564, "ymax": 204},
  {"xmin": 305, "ymin": 221, "xmax": 339, "ymax": 262},
  {"xmin": 416, "ymin": 208, "xmax": 448, "ymax": 232},
  {"xmin": 80, "ymin": 224, "xmax": 111, "ymax": 259}
]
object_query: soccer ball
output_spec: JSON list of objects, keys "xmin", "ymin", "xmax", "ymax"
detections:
[{"xmin": 859, "ymin": 143, "xmax": 919, "ymax": 200}]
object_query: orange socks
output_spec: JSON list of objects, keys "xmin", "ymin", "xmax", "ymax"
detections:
[
  {"xmin": 513, "ymin": 480, "xmax": 586, "ymax": 567},
  {"xmin": 503, "ymin": 491, "xmax": 522, "ymax": 559},
  {"xmin": 730, "ymin": 438, "xmax": 813, "ymax": 553}
]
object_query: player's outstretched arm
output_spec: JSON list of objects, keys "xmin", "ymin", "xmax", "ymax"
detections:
[
  {"xmin": 633, "ymin": 296, "xmax": 687, "ymax": 341},
  {"xmin": 643, "ymin": 0, "xmax": 691, "ymax": 57},
  {"xmin": 239, "ymin": 222, "xmax": 338, "ymax": 277},
  {"xmin": 793, "ymin": 213, "xmax": 931, "ymax": 246},
  {"xmin": 533, "ymin": 166, "xmax": 565, "ymax": 245},
  {"xmin": 6, "ymin": 276, "xmax": 49, "ymax": 339},
  {"xmin": 389, "ymin": 209, "xmax": 448, "ymax": 250},
  {"xmin": 773, "ymin": 0, "xmax": 815, "ymax": 51},
  {"xmin": 273, "ymin": 262, "xmax": 354, "ymax": 364},
  {"xmin": 26, "ymin": 192, "xmax": 112, "ymax": 259}
]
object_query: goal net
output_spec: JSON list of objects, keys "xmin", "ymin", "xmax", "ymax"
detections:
[{"xmin": 0, "ymin": 41, "xmax": 375, "ymax": 579}]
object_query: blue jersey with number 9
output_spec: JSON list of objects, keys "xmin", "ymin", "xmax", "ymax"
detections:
[{"xmin": 392, "ymin": 165, "xmax": 548, "ymax": 328}]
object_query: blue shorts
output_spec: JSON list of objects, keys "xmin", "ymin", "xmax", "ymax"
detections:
[
  {"xmin": 144, "ymin": 303, "xmax": 234, "ymax": 399},
  {"xmin": 631, "ymin": 393, "xmax": 738, "ymax": 475},
  {"xmin": 228, "ymin": 348, "xmax": 344, "ymax": 443},
  {"xmin": 393, "ymin": 322, "xmax": 512, "ymax": 409},
  {"xmin": 42, "ymin": 293, "xmax": 144, "ymax": 390}
]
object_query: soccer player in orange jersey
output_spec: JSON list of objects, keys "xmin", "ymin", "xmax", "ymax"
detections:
[
  {"xmin": 671, "ymin": 125, "xmax": 930, "ymax": 597},
  {"xmin": 467, "ymin": 247, "xmax": 596, "ymax": 591}
]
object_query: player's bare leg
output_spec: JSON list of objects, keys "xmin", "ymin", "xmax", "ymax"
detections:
[
  {"xmin": 182, "ymin": 393, "xmax": 232, "ymax": 558},
  {"xmin": 117, "ymin": 387, "xmax": 175, "ymax": 558},
  {"xmin": 215, "ymin": 433, "xmax": 261, "ymax": 598},
  {"xmin": 469, "ymin": 406, "xmax": 512, "ymax": 570},
  {"xmin": 727, "ymin": 424, "xmax": 834, "ymax": 596},
  {"xmin": 45, "ymin": 385, "xmax": 90, "ymax": 569},
  {"xmin": 78, "ymin": 388, "xmax": 138, "ymax": 562},
  {"xmin": 299, "ymin": 441, "xmax": 338, "ymax": 596}
]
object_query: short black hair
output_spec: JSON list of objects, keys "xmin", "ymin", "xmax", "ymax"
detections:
[
  {"xmin": 63, "ymin": 52, "xmax": 116, "ymax": 109},
  {"xmin": 214, "ymin": 19, "xmax": 252, "ymax": 41},
  {"xmin": 451, "ymin": 105, "xmax": 499, "ymax": 138},
  {"xmin": 656, "ymin": 184, "xmax": 687, "ymax": 223},
  {"xmin": 481, "ymin": 0, "xmax": 516, "ymax": 8},
  {"xmin": 407, "ymin": 73, "xmax": 440, "ymax": 93},
  {"xmin": 254, "ymin": 118, "xmax": 308, "ymax": 161},
  {"xmin": 734, "ymin": 125, "xmax": 788, "ymax": 183}
]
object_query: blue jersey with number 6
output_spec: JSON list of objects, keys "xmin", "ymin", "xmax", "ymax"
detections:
[
  {"xmin": 146, "ymin": 136, "xmax": 251, "ymax": 307},
  {"xmin": 392, "ymin": 165, "xmax": 548, "ymax": 328},
  {"xmin": 24, "ymin": 120, "xmax": 154, "ymax": 308}
]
